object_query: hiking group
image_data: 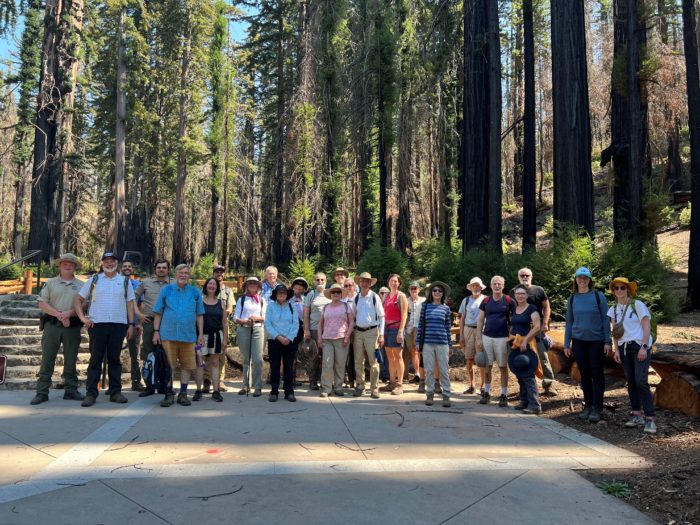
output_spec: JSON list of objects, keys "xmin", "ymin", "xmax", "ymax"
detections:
[{"xmin": 29, "ymin": 254, "xmax": 657, "ymax": 433}]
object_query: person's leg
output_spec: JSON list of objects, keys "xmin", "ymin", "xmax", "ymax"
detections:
[
  {"xmin": 481, "ymin": 336, "xmax": 497, "ymax": 396},
  {"xmin": 571, "ymin": 339, "xmax": 593, "ymax": 408},
  {"xmin": 395, "ymin": 347, "xmax": 405, "ymax": 388},
  {"xmin": 385, "ymin": 346, "xmax": 397, "ymax": 388},
  {"xmin": 436, "ymin": 345, "xmax": 450, "ymax": 398},
  {"xmin": 268, "ymin": 339, "xmax": 282, "ymax": 395},
  {"xmin": 309, "ymin": 329, "xmax": 321, "ymax": 388},
  {"xmin": 141, "ymin": 321, "xmax": 155, "ymax": 362},
  {"xmin": 588, "ymin": 340, "xmax": 606, "ymax": 411},
  {"xmin": 207, "ymin": 354, "xmax": 220, "ymax": 392},
  {"xmin": 423, "ymin": 344, "xmax": 436, "ymax": 395},
  {"xmin": 128, "ymin": 331, "xmax": 141, "ymax": 383},
  {"xmin": 105, "ymin": 324, "xmax": 128, "ymax": 396},
  {"xmin": 524, "ymin": 375, "xmax": 541, "ymax": 410},
  {"xmin": 464, "ymin": 327, "xmax": 476, "ymax": 388},
  {"xmin": 517, "ymin": 376, "xmax": 528, "ymax": 407},
  {"xmin": 282, "ymin": 347, "xmax": 297, "ymax": 395},
  {"xmin": 237, "ymin": 326, "xmax": 251, "ymax": 389},
  {"xmin": 353, "ymin": 330, "xmax": 369, "ymax": 392},
  {"xmin": 61, "ymin": 325, "xmax": 82, "ymax": 394},
  {"xmin": 85, "ymin": 325, "xmax": 108, "ymax": 398},
  {"xmin": 251, "ymin": 326, "xmax": 265, "ymax": 390},
  {"xmin": 35, "ymin": 322, "xmax": 61, "ymax": 397},
  {"xmin": 333, "ymin": 340, "xmax": 349, "ymax": 392},
  {"xmin": 621, "ymin": 344, "xmax": 642, "ymax": 413},
  {"xmin": 345, "ymin": 342, "xmax": 356, "ymax": 386},
  {"xmin": 403, "ymin": 332, "xmax": 415, "ymax": 381},
  {"xmin": 218, "ymin": 352, "xmax": 227, "ymax": 387},
  {"xmin": 535, "ymin": 335, "xmax": 555, "ymax": 391},
  {"xmin": 634, "ymin": 347, "xmax": 654, "ymax": 419},
  {"xmin": 320, "ymin": 341, "xmax": 334, "ymax": 394}
]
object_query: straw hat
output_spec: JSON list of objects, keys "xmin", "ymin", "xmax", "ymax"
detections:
[
  {"xmin": 467, "ymin": 277, "xmax": 486, "ymax": 290},
  {"xmin": 353, "ymin": 272, "xmax": 378, "ymax": 287},
  {"xmin": 424, "ymin": 281, "xmax": 451, "ymax": 299},
  {"xmin": 323, "ymin": 283, "xmax": 348, "ymax": 299},
  {"xmin": 291, "ymin": 277, "xmax": 309, "ymax": 291},
  {"xmin": 243, "ymin": 276, "xmax": 262, "ymax": 290},
  {"xmin": 332, "ymin": 267, "xmax": 350, "ymax": 278},
  {"xmin": 609, "ymin": 277, "xmax": 638, "ymax": 297},
  {"xmin": 56, "ymin": 253, "xmax": 79, "ymax": 267}
]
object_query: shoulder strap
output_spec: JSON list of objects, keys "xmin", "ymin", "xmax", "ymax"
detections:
[
  {"xmin": 354, "ymin": 294, "xmax": 359, "ymax": 305},
  {"xmin": 505, "ymin": 294, "xmax": 512, "ymax": 305},
  {"xmin": 568, "ymin": 294, "xmax": 574, "ymax": 324},
  {"xmin": 238, "ymin": 295, "xmax": 246, "ymax": 317},
  {"xmin": 483, "ymin": 295, "xmax": 491, "ymax": 306},
  {"xmin": 419, "ymin": 301, "xmax": 427, "ymax": 353},
  {"xmin": 124, "ymin": 277, "xmax": 129, "ymax": 300}
]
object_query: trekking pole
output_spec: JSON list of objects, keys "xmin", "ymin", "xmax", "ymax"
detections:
[{"xmin": 246, "ymin": 323, "xmax": 253, "ymax": 398}]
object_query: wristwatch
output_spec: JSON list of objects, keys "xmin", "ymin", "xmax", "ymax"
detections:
[{"xmin": 641, "ymin": 343, "xmax": 648, "ymax": 349}]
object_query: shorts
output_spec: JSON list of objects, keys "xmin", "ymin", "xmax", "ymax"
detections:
[
  {"xmin": 385, "ymin": 327, "xmax": 403, "ymax": 348},
  {"xmin": 481, "ymin": 335, "xmax": 508, "ymax": 367},
  {"xmin": 200, "ymin": 330, "xmax": 223, "ymax": 356},
  {"xmin": 404, "ymin": 330, "xmax": 416, "ymax": 354},
  {"xmin": 462, "ymin": 326, "xmax": 477, "ymax": 359},
  {"xmin": 162, "ymin": 340, "xmax": 196, "ymax": 370}
]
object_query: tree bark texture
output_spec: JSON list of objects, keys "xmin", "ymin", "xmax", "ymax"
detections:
[
  {"xmin": 113, "ymin": 6, "xmax": 127, "ymax": 256},
  {"xmin": 522, "ymin": 0, "xmax": 537, "ymax": 251}
]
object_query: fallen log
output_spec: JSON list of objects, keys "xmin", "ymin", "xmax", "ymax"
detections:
[
  {"xmin": 653, "ymin": 371, "xmax": 700, "ymax": 417},
  {"xmin": 547, "ymin": 349, "xmax": 573, "ymax": 374}
]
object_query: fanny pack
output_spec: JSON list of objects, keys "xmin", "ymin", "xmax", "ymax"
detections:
[{"xmin": 612, "ymin": 302, "xmax": 630, "ymax": 339}]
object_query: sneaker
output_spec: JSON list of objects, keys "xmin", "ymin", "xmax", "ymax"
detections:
[
  {"xmin": 463, "ymin": 386, "xmax": 475, "ymax": 395},
  {"xmin": 643, "ymin": 419, "xmax": 657, "ymax": 434},
  {"xmin": 30, "ymin": 393, "xmax": 49, "ymax": 405},
  {"xmin": 523, "ymin": 407, "xmax": 542, "ymax": 415},
  {"xmin": 139, "ymin": 389, "xmax": 155, "ymax": 397},
  {"xmin": 81, "ymin": 395, "xmax": 96, "ymax": 407},
  {"xmin": 378, "ymin": 383, "xmax": 394, "ymax": 393},
  {"xmin": 203, "ymin": 379, "xmax": 211, "ymax": 394},
  {"xmin": 161, "ymin": 394, "xmax": 174, "ymax": 407},
  {"xmin": 588, "ymin": 409, "xmax": 601, "ymax": 423},
  {"xmin": 514, "ymin": 404, "xmax": 528, "ymax": 411},
  {"xmin": 320, "ymin": 392, "xmax": 329, "ymax": 398},
  {"xmin": 269, "ymin": 393, "xmax": 278, "ymax": 402},
  {"xmin": 425, "ymin": 394, "xmax": 434, "ymax": 406},
  {"xmin": 253, "ymin": 389, "xmax": 262, "ymax": 397},
  {"xmin": 579, "ymin": 406, "xmax": 592, "ymax": 420},
  {"xmin": 411, "ymin": 375, "xmax": 421, "ymax": 384},
  {"xmin": 543, "ymin": 385, "xmax": 558, "ymax": 397},
  {"xmin": 131, "ymin": 381, "xmax": 146, "ymax": 392},
  {"xmin": 417, "ymin": 382, "xmax": 426, "ymax": 394},
  {"xmin": 63, "ymin": 390, "xmax": 85, "ymax": 401},
  {"xmin": 442, "ymin": 396, "xmax": 452, "ymax": 408},
  {"xmin": 370, "ymin": 390, "xmax": 380, "ymax": 399},
  {"xmin": 434, "ymin": 383, "xmax": 442, "ymax": 394},
  {"xmin": 192, "ymin": 390, "xmax": 203, "ymax": 402},
  {"xmin": 624, "ymin": 415, "xmax": 645, "ymax": 428},
  {"xmin": 353, "ymin": 389, "xmax": 364, "ymax": 397},
  {"xmin": 238, "ymin": 387, "xmax": 249, "ymax": 395},
  {"xmin": 334, "ymin": 389, "xmax": 345, "ymax": 397},
  {"xmin": 391, "ymin": 386, "xmax": 403, "ymax": 395},
  {"xmin": 285, "ymin": 393, "xmax": 296, "ymax": 402},
  {"xmin": 479, "ymin": 392, "xmax": 491, "ymax": 405},
  {"xmin": 109, "ymin": 393, "xmax": 128, "ymax": 404},
  {"xmin": 310, "ymin": 382, "xmax": 320, "ymax": 391},
  {"xmin": 498, "ymin": 394, "xmax": 508, "ymax": 407},
  {"xmin": 177, "ymin": 392, "xmax": 191, "ymax": 406}
]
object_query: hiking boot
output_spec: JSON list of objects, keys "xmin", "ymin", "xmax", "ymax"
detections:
[
  {"xmin": 131, "ymin": 381, "xmax": 146, "ymax": 392},
  {"xmin": 579, "ymin": 406, "xmax": 592, "ymax": 420},
  {"xmin": 334, "ymin": 389, "xmax": 345, "ymax": 397},
  {"xmin": 177, "ymin": 392, "xmax": 191, "ymax": 406},
  {"xmin": 543, "ymin": 385, "xmax": 558, "ymax": 397},
  {"xmin": 523, "ymin": 406, "xmax": 542, "ymax": 415},
  {"xmin": 498, "ymin": 394, "xmax": 508, "ymax": 408},
  {"xmin": 425, "ymin": 394, "xmax": 434, "ymax": 406},
  {"xmin": 513, "ymin": 403, "xmax": 528, "ymax": 411},
  {"xmin": 391, "ymin": 386, "xmax": 403, "ymax": 395},
  {"xmin": 238, "ymin": 387, "xmax": 248, "ymax": 395},
  {"xmin": 81, "ymin": 395, "xmax": 96, "ymax": 407},
  {"xmin": 139, "ymin": 389, "xmax": 155, "ymax": 397},
  {"xmin": 643, "ymin": 419, "xmax": 657, "ymax": 434},
  {"xmin": 434, "ymin": 383, "xmax": 442, "ymax": 394},
  {"xmin": 310, "ymin": 382, "xmax": 320, "ymax": 391},
  {"xmin": 379, "ymin": 383, "xmax": 395, "ymax": 393},
  {"xmin": 30, "ymin": 393, "xmax": 49, "ymax": 405},
  {"xmin": 110, "ymin": 393, "xmax": 128, "ymax": 404},
  {"xmin": 212, "ymin": 391, "xmax": 223, "ymax": 402},
  {"xmin": 370, "ymin": 390, "xmax": 380, "ymax": 399},
  {"xmin": 269, "ymin": 393, "xmax": 278, "ymax": 402},
  {"xmin": 203, "ymin": 379, "xmax": 211, "ymax": 394},
  {"xmin": 353, "ymin": 389, "xmax": 364, "ymax": 397},
  {"xmin": 285, "ymin": 393, "xmax": 296, "ymax": 402},
  {"xmin": 161, "ymin": 394, "xmax": 174, "ymax": 407},
  {"xmin": 624, "ymin": 415, "xmax": 645, "ymax": 428},
  {"xmin": 252, "ymin": 389, "xmax": 262, "ymax": 397},
  {"xmin": 463, "ymin": 386, "xmax": 475, "ymax": 395},
  {"xmin": 63, "ymin": 390, "xmax": 85, "ymax": 401},
  {"xmin": 588, "ymin": 409, "xmax": 601, "ymax": 423},
  {"xmin": 479, "ymin": 392, "xmax": 491, "ymax": 405},
  {"xmin": 442, "ymin": 396, "xmax": 452, "ymax": 408},
  {"xmin": 192, "ymin": 390, "xmax": 203, "ymax": 402},
  {"xmin": 417, "ymin": 381, "xmax": 426, "ymax": 394}
]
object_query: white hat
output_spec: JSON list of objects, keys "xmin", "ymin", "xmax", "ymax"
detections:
[{"xmin": 467, "ymin": 277, "xmax": 486, "ymax": 290}]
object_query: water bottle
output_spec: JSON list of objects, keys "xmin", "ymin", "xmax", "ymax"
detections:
[{"xmin": 195, "ymin": 344, "xmax": 205, "ymax": 368}]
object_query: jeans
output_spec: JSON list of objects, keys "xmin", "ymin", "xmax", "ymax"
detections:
[
  {"xmin": 572, "ymin": 338, "xmax": 606, "ymax": 411},
  {"xmin": 268, "ymin": 338, "xmax": 297, "ymax": 395},
  {"xmin": 237, "ymin": 325, "xmax": 264, "ymax": 389},
  {"xmin": 422, "ymin": 343, "xmax": 451, "ymax": 397},
  {"xmin": 86, "ymin": 323, "xmax": 129, "ymax": 397},
  {"xmin": 517, "ymin": 374, "xmax": 540, "ymax": 409},
  {"xmin": 620, "ymin": 341, "xmax": 654, "ymax": 417}
]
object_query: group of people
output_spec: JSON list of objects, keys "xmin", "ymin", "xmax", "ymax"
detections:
[{"xmin": 28, "ymin": 254, "xmax": 657, "ymax": 433}]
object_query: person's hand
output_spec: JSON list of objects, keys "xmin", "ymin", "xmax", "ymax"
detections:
[
  {"xmin": 613, "ymin": 350, "xmax": 621, "ymax": 364},
  {"xmin": 246, "ymin": 318, "xmax": 254, "ymax": 327},
  {"xmin": 82, "ymin": 318, "xmax": 94, "ymax": 329},
  {"xmin": 343, "ymin": 336, "xmax": 350, "ymax": 346},
  {"xmin": 197, "ymin": 335, "xmax": 206, "ymax": 347},
  {"xmin": 136, "ymin": 325, "xmax": 143, "ymax": 336},
  {"xmin": 142, "ymin": 315, "xmax": 152, "ymax": 324},
  {"xmin": 476, "ymin": 338, "xmax": 483, "ymax": 350},
  {"xmin": 377, "ymin": 335, "xmax": 384, "ymax": 347},
  {"xmin": 304, "ymin": 329, "xmax": 311, "ymax": 341},
  {"xmin": 542, "ymin": 321, "xmax": 550, "ymax": 333},
  {"xmin": 520, "ymin": 340, "xmax": 528, "ymax": 352},
  {"xmin": 126, "ymin": 325, "xmax": 134, "ymax": 340},
  {"xmin": 396, "ymin": 332, "xmax": 404, "ymax": 343},
  {"xmin": 564, "ymin": 346, "xmax": 571, "ymax": 358},
  {"xmin": 604, "ymin": 344, "xmax": 612, "ymax": 357},
  {"xmin": 638, "ymin": 347, "xmax": 648, "ymax": 362},
  {"xmin": 152, "ymin": 331, "xmax": 161, "ymax": 345}
]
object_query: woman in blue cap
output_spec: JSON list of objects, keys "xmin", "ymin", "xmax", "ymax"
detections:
[{"xmin": 563, "ymin": 267, "xmax": 611, "ymax": 423}]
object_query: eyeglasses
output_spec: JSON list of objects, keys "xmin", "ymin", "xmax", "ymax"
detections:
[
  {"xmin": 432, "ymin": 289, "xmax": 444, "ymax": 294},
  {"xmin": 344, "ymin": 284, "xmax": 354, "ymax": 288},
  {"xmin": 519, "ymin": 274, "xmax": 531, "ymax": 278},
  {"xmin": 315, "ymin": 278, "xmax": 325, "ymax": 282},
  {"xmin": 613, "ymin": 285, "xmax": 627, "ymax": 291},
  {"xmin": 330, "ymin": 290, "xmax": 342, "ymax": 295}
]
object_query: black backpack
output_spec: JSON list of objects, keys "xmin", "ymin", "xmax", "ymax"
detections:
[{"xmin": 142, "ymin": 344, "xmax": 173, "ymax": 393}]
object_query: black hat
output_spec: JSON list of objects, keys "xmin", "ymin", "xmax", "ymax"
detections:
[
  {"xmin": 101, "ymin": 252, "xmax": 119, "ymax": 261},
  {"xmin": 270, "ymin": 283, "xmax": 290, "ymax": 301},
  {"xmin": 508, "ymin": 348, "xmax": 539, "ymax": 378}
]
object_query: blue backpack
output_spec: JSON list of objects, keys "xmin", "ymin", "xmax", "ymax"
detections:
[{"xmin": 142, "ymin": 344, "xmax": 173, "ymax": 393}]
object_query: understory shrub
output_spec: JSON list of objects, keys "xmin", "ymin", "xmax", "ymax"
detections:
[
  {"xmin": 287, "ymin": 256, "xmax": 317, "ymax": 285},
  {"xmin": 357, "ymin": 243, "xmax": 408, "ymax": 288}
]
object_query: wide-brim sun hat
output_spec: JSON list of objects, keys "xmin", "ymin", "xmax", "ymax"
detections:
[
  {"xmin": 299, "ymin": 338, "xmax": 318, "ymax": 359},
  {"xmin": 467, "ymin": 277, "xmax": 486, "ymax": 290},
  {"xmin": 291, "ymin": 277, "xmax": 309, "ymax": 291},
  {"xmin": 424, "ymin": 281, "xmax": 451, "ymax": 299},
  {"xmin": 609, "ymin": 277, "xmax": 638, "ymax": 297},
  {"xmin": 270, "ymin": 283, "xmax": 290, "ymax": 301},
  {"xmin": 354, "ymin": 272, "xmax": 378, "ymax": 287},
  {"xmin": 243, "ymin": 276, "xmax": 261, "ymax": 289},
  {"xmin": 56, "ymin": 253, "xmax": 79, "ymax": 267},
  {"xmin": 508, "ymin": 348, "xmax": 539, "ymax": 378},
  {"xmin": 574, "ymin": 267, "xmax": 592, "ymax": 279},
  {"xmin": 323, "ymin": 283, "xmax": 348, "ymax": 299},
  {"xmin": 332, "ymin": 267, "xmax": 349, "ymax": 278}
]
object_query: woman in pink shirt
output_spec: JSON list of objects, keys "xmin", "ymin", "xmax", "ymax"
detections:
[
  {"xmin": 381, "ymin": 274, "xmax": 409, "ymax": 395},
  {"xmin": 317, "ymin": 284, "xmax": 355, "ymax": 397}
]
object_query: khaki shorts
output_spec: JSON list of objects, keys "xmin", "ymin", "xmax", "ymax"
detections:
[
  {"xmin": 162, "ymin": 340, "xmax": 196, "ymax": 370},
  {"xmin": 462, "ymin": 326, "xmax": 477, "ymax": 359},
  {"xmin": 404, "ymin": 330, "xmax": 417, "ymax": 355},
  {"xmin": 481, "ymin": 335, "xmax": 509, "ymax": 367}
]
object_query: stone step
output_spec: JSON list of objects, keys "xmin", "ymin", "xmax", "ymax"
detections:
[
  {"xmin": 0, "ymin": 325, "xmax": 41, "ymax": 336},
  {"xmin": 0, "ymin": 333, "xmax": 89, "ymax": 346},
  {"xmin": 0, "ymin": 300, "xmax": 41, "ymax": 309},
  {"xmin": 6, "ymin": 352, "xmax": 93, "ymax": 367},
  {"xmin": 0, "ymin": 317, "xmax": 40, "ymax": 326},
  {"xmin": 0, "ymin": 294, "xmax": 38, "ymax": 303},
  {"xmin": 0, "ymin": 342, "xmax": 91, "ymax": 355},
  {"xmin": 0, "ymin": 374, "xmax": 133, "ymax": 391},
  {"xmin": 0, "ymin": 307, "xmax": 42, "ymax": 318}
]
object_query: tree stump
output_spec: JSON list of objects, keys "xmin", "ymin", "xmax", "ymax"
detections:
[{"xmin": 651, "ymin": 351, "xmax": 700, "ymax": 416}]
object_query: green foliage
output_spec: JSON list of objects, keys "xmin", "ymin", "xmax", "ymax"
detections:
[
  {"xmin": 287, "ymin": 257, "xmax": 316, "ymax": 286},
  {"xmin": 543, "ymin": 215, "xmax": 554, "ymax": 235},
  {"xmin": 643, "ymin": 191, "xmax": 674, "ymax": 236},
  {"xmin": 596, "ymin": 481, "xmax": 631, "ymax": 499},
  {"xmin": 409, "ymin": 239, "xmax": 455, "ymax": 277},
  {"xmin": 0, "ymin": 255, "xmax": 23, "ymax": 280},
  {"xmin": 357, "ymin": 243, "xmax": 408, "ymax": 289},
  {"xmin": 191, "ymin": 253, "xmax": 216, "ymax": 280},
  {"xmin": 680, "ymin": 203, "xmax": 691, "ymax": 228}
]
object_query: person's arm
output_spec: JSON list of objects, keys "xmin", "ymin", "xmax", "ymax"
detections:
[
  {"xmin": 398, "ymin": 292, "xmax": 408, "ymax": 332},
  {"xmin": 196, "ymin": 314, "xmax": 204, "ymax": 346},
  {"xmin": 317, "ymin": 308, "xmax": 325, "ymax": 344},
  {"xmin": 458, "ymin": 300, "xmax": 466, "ymax": 345},
  {"xmin": 303, "ymin": 300, "xmax": 312, "ymax": 339},
  {"xmin": 541, "ymin": 298, "xmax": 551, "ymax": 332},
  {"xmin": 376, "ymin": 293, "xmax": 385, "ymax": 346},
  {"xmin": 521, "ymin": 311, "xmax": 541, "ymax": 350},
  {"xmin": 564, "ymin": 296, "xmax": 573, "ymax": 357},
  {"xmin": 475, "ymin": 310, "xmax": 485, "ymax": 350},
  {"xmin": 152, "ymin": 312, "xmax": 162, "ymax": 344},
  {"xmin": 265, "ymin": 304, "xmax": 280, "ymax": 340},
  {"xmin": 126, "ymin": 300, "xmax": 135, "ymax": 340},
  {"xmin": 445, "ymin": 306, "xmax": 453, "ymax": 349},
  {"xmin": 599, "ymin": 292, "xmax": 612, "ymax": 352},
  {"xmin": 344, "ymin": 310, "xmax": 355, "ymax": 345}
]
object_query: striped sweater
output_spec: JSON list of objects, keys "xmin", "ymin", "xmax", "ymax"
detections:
[{"xmin": 416, "ymin": 303, "xmax": 452, "ymax": 348}]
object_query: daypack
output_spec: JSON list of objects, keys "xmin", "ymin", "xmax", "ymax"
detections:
[
  {"xmin": 481, "ymin": 294, "xmax": 513, "ymax": 331},
  {"xmin": 354, "ymin": 292, "xmax": 379, "ymax": 323},
  {"xmin": 628, "ymin": 300, "xmax": 658, "ymax": 346},
  {"xmin": 142, "ymin": 344, "xmax": 173, "ymax": 393},
  {"xmin": 85, "ymin": 272, "xmax": 130, "ymax": 314}
]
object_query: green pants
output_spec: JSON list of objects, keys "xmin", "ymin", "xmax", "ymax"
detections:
[
  {"xmin": 36, "ymin": 322, "xmax": 82, "ymax": 395},
  {"xmin": 141, "ymin": 321, "xmax": 156, "ymax": 360}
]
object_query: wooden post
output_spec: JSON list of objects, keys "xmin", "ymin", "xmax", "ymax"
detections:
[{"xmin": 23, "ymin": 269, "xmax": 33, "ymax": 295}]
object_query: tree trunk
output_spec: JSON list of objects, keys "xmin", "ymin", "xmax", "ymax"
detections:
[
  {"xmin": 550, "ymin": 0, "xmax": 595, "ymax": 235},
  {"xmin": 12, "ymin": 167, "xmax": 28, "ymax": 257},
  {"xmin": 682, "ymin": 0, "xmax": 700, "ymax": 308},
  {"xmin": 522, "ymin": 0, "xmax": 537, "ymax": 251},
  {"xmin": 272, "ymin": 1, "xmax": 288, "ymax": 264},
  {"xmin": 113, "ymin": 6, "xmax": 127, "ymax": 256}
]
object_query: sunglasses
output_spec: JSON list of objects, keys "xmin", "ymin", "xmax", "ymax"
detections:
[
  {"xmin": 330, "ymin": 290, "xmax": 342, "ymax": 295},
  {"xmin": 432, "ymin": 289, "xmax": 444, "ymax": 294},
  {"xmin": 519, "ymin": 274, "xmax": 531, "ymax": 278},
  {"xmin": 315, "ymin": 278, "xmax": 325, "ymax": 282},
  {"xmin": 613, "ymin": 285, "xmax": 627, "ymax": 291},
  {"xmin": 344, "ymin": 284, "xmax": 354, "ymax": 288}
]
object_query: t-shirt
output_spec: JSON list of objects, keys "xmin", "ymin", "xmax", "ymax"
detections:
[
  {"xmin": 607, "ymin": 300, "xmax": 653, "ymax": 346},
  {"xmin": 321, "ymin": 302, "xmax": 352, "ymax": 339},
  {"xmin": 509, "ymin": 284, "xmax": 548, "ymax": 317},
  {"xmin": 510, "ymin": 304, "xmax": 539, "ymax": 337},
  {"xmin": 564, "ymin": 291, "xmax": 611, "ymax": 347},
  {"xmin": 304, "ymin": 290, "xmax": 331, "ymax": 330},
  {"xmin": 479, "ymin": 295, "xmax": 514, "ymax": 338},
  {"xmin": 459, "ymin": 295, "xmax": 485, "ymax": 327}
]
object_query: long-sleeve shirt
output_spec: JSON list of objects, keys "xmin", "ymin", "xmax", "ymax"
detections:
[
  {"xmin": 265, "ymin": 300, "xmax": 299, "ymax": 341},
  {"xmin": 564, "ymin": 291, "xmax": 611, "ymax": 348},
  {"xmin": 416, "ymin": 303, "xmax": 452, "ymax": 348}
]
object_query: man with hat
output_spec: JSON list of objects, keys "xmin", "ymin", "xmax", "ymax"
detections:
[
  {"xmin": 351, "ymin": 272, "xmax": 385, "ymax": 398},
  {"xmin": 404, "ymin": 281, "xmax": 425, "ymax": 386},
  {"xmin": 458, "ymin": 277, "xmax": 487, "ymax": 395},
  {"xmin": 30, "ymin": 253, "xmax": 86, "ymax": 405},
  {"xmin": 75, "ymin": 252, "xmax": 137, "ymax": 407},
  {"xmin": 203, "ymin": 264, "xmax": 234, "ymax": 393},
  {"xmin": 302, "ymin": 273, "xmax": 331, "ymax": 390}
]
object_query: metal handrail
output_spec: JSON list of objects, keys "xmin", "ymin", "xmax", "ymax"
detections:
[{"xmin": 0, "ymin": 250, "xmax": 42, "ymax": 273}]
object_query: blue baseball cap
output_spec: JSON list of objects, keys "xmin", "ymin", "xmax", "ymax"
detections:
[
  {"xmin": 101, "ymin": 252, "xmax": 119, "ymax": 261},
  {"xmin": 575, "ymin": 267, "xmax": 592, "ymax": 278}
]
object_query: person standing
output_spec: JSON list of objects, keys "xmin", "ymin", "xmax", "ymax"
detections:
[
  {"xmin": 564, "ymin": 267, "xmax": 611, "ymax": 423},
  {"xmin": 318, "ymin": 284, "xmax": 355, "ymax": 397},
  {"xmin": 476, "ymin": 275, "xmax": 514, "ymax": 407},
  {"xmin": 417, "ymin": 282, "xmax": 453, "ymax": 407},
  {"xmin": 381, "ymin": 274, "xmax": 408, "ymax": 395},
  {"xmin": 233, "ymin": 277, "xmax": 266, "ymax": 397},
  {"xmin": 30, "ymin": 253, "xmax": 85, "ymax": 405},
  {"xmin": 377, "ymin": 286, "xmax": 391, "ymax": 382},
  {"xmin": 75, "ymin": 252, "xmax": 136, "ymax": 407},
  {"xmin": 342, "ymin": 277, "xmax": 358, "ymax": 388},
  {"xmin": 290, "ymin": 277, "xmax": 308, "ymax": 386},
  {"xmin": 199, "ymin": 277, "xmax": 228, "ymax": 402},
  {"xmin": 121, "ymin": 260, "xmax": 145, "ymax": 392},
  {"xmin": 458, "ymin": 277, "xmax": 486, "ymax": 395},
  {"xmin": 352, "ymin": 272, "xmax": 385, "ymax": 399},
  {"xmin": 134, "ymin": 259, "xmax": 172, "ymax": 397},
  {"xmin": 403, "ymin": 281, "xmax": 425, "ymax": 385},
  {"xmin": 203, "ymin": 264, "xmax": 234, "ymax": 393},
  {"xmin": 265, "ymin": 284, "xmax": 300, "ymax": 402},
  {"xmin": 510, "ymin": 285, "xmax": 542, "ymax": 414},
  {"xmin": 152, "ymin": 264, "xmax": 205, "ymax": 407},
  {"xmin": 302, "ymin": 273, "xmax": 330, "ymax": 390},
  {"xmin": 509, "ymin": 267, "xmax": 558, "ymax": 396},
  {"xmin": 261, "ymin": 266, "xmax": 279, "ymax": 304}
]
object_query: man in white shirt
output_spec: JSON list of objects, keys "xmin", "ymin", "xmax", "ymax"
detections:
[
  {"xmin": 352, "ymin": 272, "xmax": 385, "ymax": 399},
  {"xmin": 75, "ymin": 252, "xmax": 136, "ymax": 407}
]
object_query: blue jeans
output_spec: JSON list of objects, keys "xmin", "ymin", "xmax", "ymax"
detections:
[
  {"xmin": 572, "ymin": 339, "xmax": 606, "ymax": 411},
  {"xmin": 517, "ymin": 374, "xmax": 540, "ymax": 409},
  {"xmin": 620, "ymin": 341, "xmax": 654, "ymax": 417}
]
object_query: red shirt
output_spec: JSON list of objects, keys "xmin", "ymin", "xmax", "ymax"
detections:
[{"xmin": 384, "ymin": 292, "xmax": 402, "ymax": 328}]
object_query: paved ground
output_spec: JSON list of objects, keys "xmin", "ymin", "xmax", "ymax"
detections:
[{"xmin": 0, "ymin": 381, "xmax": 656, "ymax": 525}]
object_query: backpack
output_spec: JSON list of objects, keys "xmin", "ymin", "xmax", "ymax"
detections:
[
  {"xmin": 354, "ymin": 292, "xmax": 379, "ymax": 323},
  {"xmin": 142, "ymin": 343, "xmax": 173, "ymax": 394},
  {"xmin": 481, "ymin": 294, "xmax": 513, "ymax": 331},
  {"xmin": 84, "ymin": 273, "xmax": 130, "ymax": 317},
  {"xmin": 628, "ymin": 300, "xmax": 658, "ymax": 346}
]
